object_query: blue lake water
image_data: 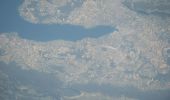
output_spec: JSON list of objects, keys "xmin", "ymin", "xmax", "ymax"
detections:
[
  {"xmin": 1, "ymin": 62, "xmax": 170, "ymax": 100},
  {"xmin": 0, "ymin": 0, "xmax": 116, "ymax": 41},
  {"xmin": 0, "ymin": 62, "xmax": 80, "ymax": 99},
  {"xmin": 71, "ymin": 83, "xmax": 170, "ymax": 100}
]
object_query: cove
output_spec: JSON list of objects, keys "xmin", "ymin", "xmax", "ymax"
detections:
[
  {"xmin": 0, "ymin": 0, "xmax": 116, "ymax": 42},
  {"xmin": 122, "ymin": 0, "xmax": 170, "ymax": 17}
]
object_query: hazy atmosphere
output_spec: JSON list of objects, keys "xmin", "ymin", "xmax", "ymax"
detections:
[{"xmin": 0, "ymin": 0, "xmax": 170, "ymax": 100}]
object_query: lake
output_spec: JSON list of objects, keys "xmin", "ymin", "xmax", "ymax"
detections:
[
  {"xmin": 0, "ymin": 0, "xmax": 116, "ymax": 41},
  {"xmin": 1, "ymin": 62, "xmax": 170, "ymax": 100}
]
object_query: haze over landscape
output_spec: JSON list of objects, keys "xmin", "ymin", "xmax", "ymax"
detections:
[{"xmin": 0, "ymin": 0, "xmax": 170, "ymax": 100}]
